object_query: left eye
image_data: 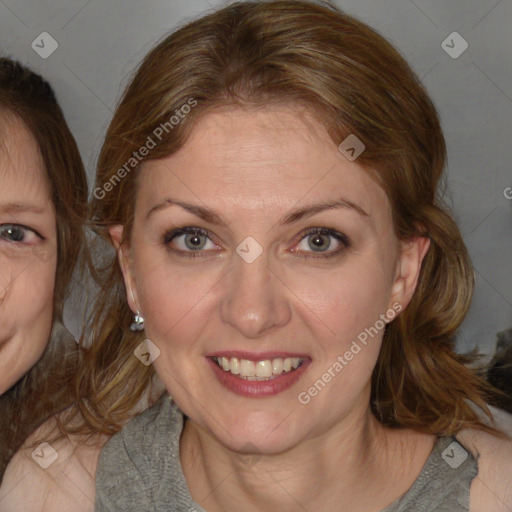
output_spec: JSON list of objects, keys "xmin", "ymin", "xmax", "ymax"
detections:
[
  {"xmin": 294, "ymin": 228, "xmax": 348, "ymax": 255},
  {"xmin": 0, "ymin": 224, "xmax": 41, "ymax": 245}
]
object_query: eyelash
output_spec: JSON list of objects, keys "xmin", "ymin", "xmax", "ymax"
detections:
[
  {"xmin": 0, "ymin": 224, "xmax": 42, "ymax": 246},
  {"xmin": 162, "ymin": 226, "xmax": 350, "ymax": 260}
]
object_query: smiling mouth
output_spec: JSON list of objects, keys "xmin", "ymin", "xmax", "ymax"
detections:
[{"xmin": 212, "ymin": 356, "xmax": 306, "ymax": 381}]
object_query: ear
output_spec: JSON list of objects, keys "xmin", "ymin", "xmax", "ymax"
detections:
[
  {"xmin": 109, "ymin": 224, "xmax": 140, "ymax": 315},
  {"xmin": 389, "ymin": 235, "xmax": 430, "ymax": 310}
]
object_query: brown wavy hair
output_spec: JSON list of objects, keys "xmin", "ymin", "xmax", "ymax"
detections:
[
  {"xmin": 0, "ymin": 58, "xmax": 88, "ymax": 480},
  {"xmin": 72, "ymin": 0, "xmax": 506, "ymax": 438}
]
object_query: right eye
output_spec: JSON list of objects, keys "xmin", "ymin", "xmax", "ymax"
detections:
[
  {"xmin": 0, "ymin": 224, "xmax": 42, "ymax": 245},
  {"xmin": 163, "ymin": 227, "xmax": 219, "ymax": 258}
]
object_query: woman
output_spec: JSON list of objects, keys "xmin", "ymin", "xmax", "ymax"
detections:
[
  {"xmin": 88, "ymin": 1, "xmax": 510, "ymax": 510},
  {"xmin": 6, "ymin": 1, "xmax": 512, "ymax": 511},
  {"xmin": 81, "ymin": 1, "xmax": 511, "ymax": 510},
  {"xmin": 0, "ymin": 58, "xmax": 88, "ymax": 480},
  {"xmin": 0, "ymin": 60, "xmax": 153, "ymax": 509}
]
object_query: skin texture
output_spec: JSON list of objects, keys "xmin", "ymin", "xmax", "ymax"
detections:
[
  {"xmin": 0, "ymin": 115, "xmax": 57, "ymax": 395},
  {"xmin": 111, "ymin": 106, "xmax": 438, "ymax": 511}
]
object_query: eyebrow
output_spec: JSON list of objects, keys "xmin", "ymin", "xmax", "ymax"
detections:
[
  {"xmin": 0, "ymin": 203, "xmax": 46, "ymax": 215},
  {"xmin": 146, "ymin": 196, "xmax": 369, "ymax": 227}
]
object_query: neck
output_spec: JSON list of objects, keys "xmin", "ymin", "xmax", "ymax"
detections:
[{"xmin": 180, "ymin": 402, "xmax": 435, "ymax": 512}]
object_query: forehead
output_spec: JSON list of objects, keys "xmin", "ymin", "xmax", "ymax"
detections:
[
  {"xmin": 138, "ymin": 106, "xmax": 389, "ymax": 221},
  {"xmin": 0, "ymin": 113, "xmax": 50, "ymax": 201}
]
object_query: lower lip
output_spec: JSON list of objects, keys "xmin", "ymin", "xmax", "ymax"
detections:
[{"xmin": 207, "ymin": 357, "xmax": 311, "ymax": 397}]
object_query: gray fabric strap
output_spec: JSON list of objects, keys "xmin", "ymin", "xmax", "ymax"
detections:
[{"xmin": 381, "ymin": 434, "xmax": 477, "ymax": 512}]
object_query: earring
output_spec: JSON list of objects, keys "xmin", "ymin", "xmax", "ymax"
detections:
[{"xmin": 130, "ymin": 311, "xmax": 145, "ymax": 332}]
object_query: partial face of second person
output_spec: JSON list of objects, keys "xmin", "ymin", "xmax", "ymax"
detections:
[
  {"xmin": 113, "ymin": 105, "xmax": 429, "ymax": 455},
  {"xmin": 0, "ymin": 114, "xmax": 57, "ymax": 394}
]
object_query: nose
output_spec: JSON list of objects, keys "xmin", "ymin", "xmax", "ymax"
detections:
[{"xmin": 219, "ymin": 250, "xmax": 291, "ymax": 339}]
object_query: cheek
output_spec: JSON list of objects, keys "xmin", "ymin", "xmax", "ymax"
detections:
[
  {"xmin": 0, "ymin": 256, "xmax": 56, "ymax": 392},
  {"xmin": 0, "ymin": 253, "xmax": 56, "ymax": 326},
  {"xmin": 284, "ymin": 257, "xmax": 394, "ymax": 344},
  {"xmin": 133, "ymin": 251, "xmax": 219, "ymax": 346}
]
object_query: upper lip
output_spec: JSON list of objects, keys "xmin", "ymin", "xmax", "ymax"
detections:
[{"xmin": 207, "ymin": 351, "xmax": 310, "ymax": 362}]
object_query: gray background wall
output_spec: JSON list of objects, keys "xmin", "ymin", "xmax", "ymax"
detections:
[{"xmin": 0, "ymin": 0, "xmax": 510, "ymax": 358}]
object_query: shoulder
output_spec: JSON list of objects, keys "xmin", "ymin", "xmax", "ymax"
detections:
[
  {"xmin": 95, "ymin": 394, "xmax": 179, "ymax": 509},
  {"xmin": 456, "ymin": 407, "xmax": 512, "ymax": 512},
  {"xmin": 0, "ymin": 414, "xmax": 107, "ymax": 512},
  {"xmin": 98, "ymin": 393, "xmax": 176, "ymax": 475}
]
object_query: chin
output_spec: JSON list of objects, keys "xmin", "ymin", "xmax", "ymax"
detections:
[{"xmin": 204, "ymin": 407, "xmax": 309, "ymax": 456}]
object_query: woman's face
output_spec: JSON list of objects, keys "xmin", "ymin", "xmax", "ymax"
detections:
[
  {"xmin": 114, "ymin": 106, "xmax": 428, "ymax": 454},
  {"xmin": 0, "ymin": 115, "xmax": 57, "ymax": 394}
]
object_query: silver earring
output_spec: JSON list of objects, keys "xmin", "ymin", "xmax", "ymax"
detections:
[{"xmin": 130, "ymin": 311, "xmax": 145, "ymax": 332}]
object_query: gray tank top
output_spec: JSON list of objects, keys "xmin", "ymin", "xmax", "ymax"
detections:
[{"xmin": 95, "ymin": 394, "xmax": 478, "ymax": 511}]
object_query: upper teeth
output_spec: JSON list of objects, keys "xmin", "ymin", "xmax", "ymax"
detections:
[{"xmin": 214, "ymin": 356, "xmax": 303, "ymax": 377}]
